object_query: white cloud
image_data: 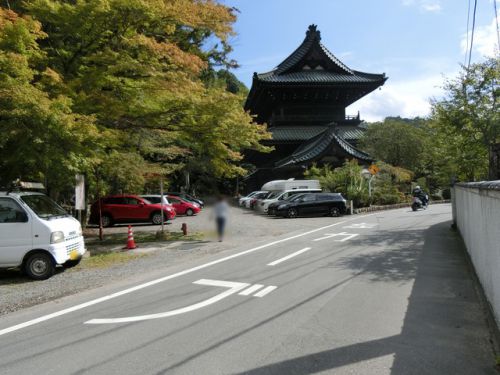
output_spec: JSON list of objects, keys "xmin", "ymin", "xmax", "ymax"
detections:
[
  {"xmin": 461, "ymin": 15, "xmax": 500, "ymax": 59},
  {"xmin": 402, "ymin": 0, "xmax": 442, "ymax": 12},
  {"xmin": 347, "ymin": 74, "xmax": 450, "ymax": 122}
]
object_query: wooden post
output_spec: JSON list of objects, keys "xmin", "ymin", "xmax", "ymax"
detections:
[
  {"xmin": 160, "ymin": 178, "xmax": 165, "ymax": 234},
  {"xmin": 96, "ymin": 173, "xmax": 103, "ymax": 241}
]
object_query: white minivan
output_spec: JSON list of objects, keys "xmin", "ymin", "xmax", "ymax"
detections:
[{"xmin": 0, "ymin": 191, "xmax": 85, "ymax": 280}]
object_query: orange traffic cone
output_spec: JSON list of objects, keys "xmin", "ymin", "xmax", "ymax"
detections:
[{"xmin": 124, "ymin": 225, "xmax": 137, "ymax": 250}]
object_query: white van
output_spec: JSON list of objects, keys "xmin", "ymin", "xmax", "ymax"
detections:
[
  {"xmin": 0, "ymin": 191, "xmax": 85, "ymax": 280},
  {"xmin": 261, "ymin": 179, "xmax": 321, "ymax": 191}
]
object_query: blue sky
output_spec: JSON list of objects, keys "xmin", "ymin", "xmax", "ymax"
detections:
[{"xmin": 221, "ymin": 0, "xmax": 499, "ymax": 121}]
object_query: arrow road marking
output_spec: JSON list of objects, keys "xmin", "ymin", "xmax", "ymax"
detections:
[
  {"xmin": 85, "ymin": 279, "xmax": 278, "ymax": 325},
  {"xmin": 267, "ymin": 247, "xmax": 312, "ymax": 266},
  {"xmin": 343, "ymin": 223, "xmax": 377, "ymax": 229},
  {"xmin": 85, "ymin": 279, "xmax": 249, "ymax": 325},
  {"xmin": 313, "ymin": 232, "xmax": 359, "ymax": 242}
]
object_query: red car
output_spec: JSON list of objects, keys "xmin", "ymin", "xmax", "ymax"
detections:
[
  {"xmin": 167, "ymin": 195, "xmax": 200, "ymax": 216},
  {"xmin": 90, "ymin": 195, "xmax": 176, "ymax": 227}
]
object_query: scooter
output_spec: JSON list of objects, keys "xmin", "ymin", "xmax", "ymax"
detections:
[{"xmin": 411, "ymin": 195, "xmax": 428, "ymax": 211}]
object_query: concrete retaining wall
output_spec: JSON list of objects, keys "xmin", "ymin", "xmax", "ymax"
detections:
[{"xmin": 453, "ymin": 181, "xmax": 500, "ymax": 325}]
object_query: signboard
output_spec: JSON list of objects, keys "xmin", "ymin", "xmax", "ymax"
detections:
[{"xmin": 75, "ymin": 174, "xmax": 85, "ymax": 210}]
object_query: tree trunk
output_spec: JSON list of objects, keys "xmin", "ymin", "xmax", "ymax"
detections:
[{"xmin": 490, "ymin": 144, "xmax": 500, "ymax": 180}]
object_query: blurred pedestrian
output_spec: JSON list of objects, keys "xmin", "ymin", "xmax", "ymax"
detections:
[{"xmin": 213, "ymin": 195, "xmax": 228, "ymax": 242}]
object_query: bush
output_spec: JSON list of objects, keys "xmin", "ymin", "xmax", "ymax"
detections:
[
  {"xmin": 372, "ymin": 191, "xmax": 401, "ymax": 205},
  {"xmin": 442, "ymin": 188, "xmax": 451, "ymax": 200}
]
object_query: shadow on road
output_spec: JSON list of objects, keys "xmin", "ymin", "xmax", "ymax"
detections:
[{"xmin": 228, "ymin": 221, "xmax": 496, "ymax": 375}]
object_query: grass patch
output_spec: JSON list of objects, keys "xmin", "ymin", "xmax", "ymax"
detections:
[
  {"xmin": 85, "ymin": 231, "xmax": 203, "ymax": 246},
  {"xmin": 82, "ymin": 252, "xmax": 149, "ymax": 269}
]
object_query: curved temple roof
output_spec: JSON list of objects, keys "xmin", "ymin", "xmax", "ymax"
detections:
[
  {"xmin": 275, "ymin": 127, "xmax": 373, "ymax": 168},
  {"xmin": 253, "ymin": 24, "xmax": 386, "ymax": 86}
]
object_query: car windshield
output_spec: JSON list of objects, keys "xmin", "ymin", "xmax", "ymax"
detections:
[
  {"xmin": 21, "ymin": 194, "xmax": 68, "ymax": 219},
  {"xmin": 266, "ymin": 192, "xmax": 280, "ymax": 199}
]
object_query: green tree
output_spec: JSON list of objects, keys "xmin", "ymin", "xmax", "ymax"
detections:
[
  {"xmin": 305, "ymin": 160, "xmax": 370, "ymax": 207},
  {"xmin": 359, "ymin": 117, "xmax": 428, "ymax": 172},
  {"xmin": 431, "ymin": 57, "xmax": 499, "ymax": 180},
  {"xmin": 2, "ymin": 1, "xmax": 271, "ymax": 196},
  {"xmin": 0, "ymin": 8, "xmax": 106, "ymax": 194}
]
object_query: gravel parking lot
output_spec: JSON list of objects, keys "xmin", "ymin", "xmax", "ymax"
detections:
[{"xmin": 0, "ymin": 204, "xmax": 344, "ymax": 316}]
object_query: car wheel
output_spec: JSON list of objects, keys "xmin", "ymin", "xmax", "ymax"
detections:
[
  {"xmin": 287, "ymin": 208, "xmax": 298, "ymax": 218},
  {"xmin": 64, "ymin": 258, "xmax": 82, "ymax": 268},
  {"xmin": 186, "ymin": 208, "xmax": 194, "ymax": 216},
  {"xmin": 330, "ymin": 207, "xmax": 341, "ymax": 217},
  {"xmin": 24, "ymin": 252, "xmax": 55, "ymax": 280},
  {"xmin": 151, "ymin": 212, "xmax": 164, "ymax": 225},
  {"xmin": 101, "ymin": 214, "xmax": 113, "ymax": 227}
]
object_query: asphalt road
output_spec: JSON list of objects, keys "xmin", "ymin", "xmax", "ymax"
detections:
[{"xmin": 0, "ymin": 204, "xmax": 495, "ymax": 374}]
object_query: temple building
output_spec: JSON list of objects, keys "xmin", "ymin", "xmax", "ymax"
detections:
[{"xmin": 244, "ymin": 24, "xmax": 387, "ymax": 190}]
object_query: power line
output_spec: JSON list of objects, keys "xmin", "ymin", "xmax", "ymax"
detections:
[
  {"xmin": 465, "ymin": 0, "xmax": 471, "ymax": 65},
  {"xmin": 468, "ymin": 0, "xmax": 478, "ymax": 70},
  {"xmin": 494, "ymin": 0, "xmax": 500, "ymax": 53}
]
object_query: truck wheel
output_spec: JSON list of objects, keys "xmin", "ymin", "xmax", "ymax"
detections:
[
  {"xmin": 287, "ymin": 208, "xmax": 298, "ymax": 218},
  {"xmin": 330, "ymin": 207, "xmax": 340, "ymax": 217},
  {"xmin": 101, "ymin": 214, "xmax": 113, "ymax": 227},
  {"xmin": 151, "ymin": 212, "xmax": 163, "ymax": 225},
  {"xmin": 24, "ymin": 252, "xmax": 55, "ymax": 280},
  {"xmin": 186, "ymin": 208, "xmax": 194, "ymax": 216}
]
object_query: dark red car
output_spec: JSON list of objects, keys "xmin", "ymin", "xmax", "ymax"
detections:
[
  {"xmin": 167, "ymin": 195, "xmax": 201, "ymax": 216},
  {"xmin": 90, "ymin": 195, "xmax": 176, "ymax": 227}
]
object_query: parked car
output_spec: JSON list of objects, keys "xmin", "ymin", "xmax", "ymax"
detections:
[
  {"xmin": 167, "ymin": 192, "xmax": 204, "ymax": 208},
  {"xmin": 247, "ymin": 191, "xmax": 270, "ymax": 209},
  {"xmin": 255, "ymin": 189, "xmax": 322, "ymax": 214},
  {"xmin": 140, "ymin": 194, "xmax": 171, "ymax": 206},
  {"xmin": 89, "ymin": 195, "xmax": 176, "ymax": 227},
  {"xmin": 167, "ymin": 195, "xmax": 201, "ymax": 216},
  {"xmin": 238, "ymin": 190, "xmax": 267, "ymax": 208},
  {"xmin": 267, "ymin": 193, "xmax": 308, "ymax": 216},
  {"xmin": 274, "ymin": 193, "xmax": 347, "ymax": 218},
  {"xmin": 0, "ymin": 191, "xmax": 85, "ymax": 280}
]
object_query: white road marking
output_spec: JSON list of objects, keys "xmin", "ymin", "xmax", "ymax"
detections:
[
  {"xmin": 336, "ymin": 233, "xmax": 360, "ymax": 242},
  {"xmin": 85, "ymin": 279, "xmax": 249, "ymax": 324},
  {"xmin": 343, "ymin": 223, "xmax": 377, "ymax": 229},
  {"xmin": 239, "ymin": 284, "xmax": 265, "ymax": 296},
  {"xmin": 267, "ymin": 247, "xmax": 312, "ymax": 266},
  {"xmin": 313, "ymin": 232, "xmax": 359, "ymax": 242},
  {"xmin": 253, "ymin": 286, "xmax": 278, "ymax": 298},
  {"xmin": 0, "ymin": 214, "xmax": 375, "ymax": 337}
]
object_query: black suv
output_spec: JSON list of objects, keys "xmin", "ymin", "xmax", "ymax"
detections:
[{"xmin": 274, "ymin": 193, "xmax": 346, "ymax": 218}]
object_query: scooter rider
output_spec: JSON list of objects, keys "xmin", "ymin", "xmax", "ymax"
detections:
[{"xmin": 412, "ymin": 185, "xmax": 428, "ymax": 206}]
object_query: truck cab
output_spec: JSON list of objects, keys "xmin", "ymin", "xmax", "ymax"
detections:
[{"xmin": 0, "ymin": 192, "xmax": 85, "ymax": 280}]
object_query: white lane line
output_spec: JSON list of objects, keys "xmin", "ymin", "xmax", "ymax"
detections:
[
  {"xmin": 253, "ymin": 286, "xmax": 278, "ymax": 298},
  {"xmin": 86, "ymin": 279, "xmax": 249, "ymax": 324},
  {"xmin": 239, "ymin": 284, "xmax": 265, "ymax": 296},
  {"xmin": 267, "ymin": 247, "xmax": 312, "ymax": 266},
  {"xmin": 0, "ymin": 214, "xmax": 374, "ymax": 337},
  {"xmin": 313, "ymin": 232, "xmax": 359, "ymax": 242},
  {"xmin": 336, "ymin": 233, "xmax": 359, "ymax": 242}
]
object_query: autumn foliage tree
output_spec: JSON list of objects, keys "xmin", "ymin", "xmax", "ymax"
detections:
[{"xmin": 1, "ymin": 1, "xmax": 270, "ymax": 196}]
